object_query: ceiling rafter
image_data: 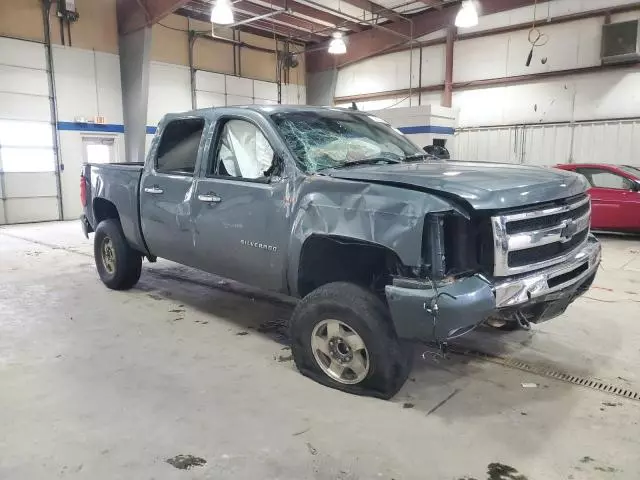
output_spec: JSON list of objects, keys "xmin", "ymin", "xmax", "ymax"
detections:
[
  {"xmin": 117, "ymin": 0, "xmax": 191, "ymax": 34},
  {"xmin": 307, "ymin": 0, "xmax": 542, "ymax": 71},
  {"xmin": 338, "ymin": 0, "xmax": 408, "ymax": 22}
]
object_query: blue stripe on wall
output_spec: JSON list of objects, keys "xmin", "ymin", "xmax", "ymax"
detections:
[
  {"xmin": 397, "ymin": 125, "xmax": 455, "ymax": 135},
  {"xmin": 56, "ymin": 122, "xmax": 157, "ymax": 134},
  {"xmin": 56, "ymin": 122, "xmax": 451, "ymax": 136}
]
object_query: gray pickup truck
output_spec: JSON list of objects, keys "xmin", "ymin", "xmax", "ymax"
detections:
[{"xmin": 80, "ymin": 106, "xmax": 601, "ymax": 398}]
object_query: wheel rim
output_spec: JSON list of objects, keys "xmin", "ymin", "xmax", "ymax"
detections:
[
  {"xmin": 101, "ymin": 237, "xmax": 116, "ymax": 274},
  {"xmin": 311, "ymin": 319, "xmax": 370, "ymax": 385}
]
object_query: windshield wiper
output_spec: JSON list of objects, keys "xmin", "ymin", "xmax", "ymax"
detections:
[
  {"xmin": 332, "ymin": 157, "xmax": 403, "ymax": 169},
  {"xmin": 404, "ymin": 153, "xmax": 438, "ymax": 161}
]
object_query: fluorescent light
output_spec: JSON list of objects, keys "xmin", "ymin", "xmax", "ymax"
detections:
[
  {"xmin": 455, "ymin": 0, "xmax": 478, "ymax": 28},
  {"xmin": 328, "ymin": 32, "xmax": 347, "ymax": 55},
  {"xmin": 211, "ymin": 0, "xmax": 234, "ymax": 25}
]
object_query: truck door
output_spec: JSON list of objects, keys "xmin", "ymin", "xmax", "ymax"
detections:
[
  {"xmin": 191, "ymin": 115, "xmax": 289, "ymax": 291},
  {"xmin": 140, "ymin": 117, "xmax": 205, "ymax": 265}
]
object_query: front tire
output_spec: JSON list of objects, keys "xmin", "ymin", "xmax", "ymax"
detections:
[
  {"xmin": 289, "ymin": 282, "xmax": 412, "ymax": 399},
  {"xmin": 94, "ymin": 219, "xmax": 142, "ymax": 290}
]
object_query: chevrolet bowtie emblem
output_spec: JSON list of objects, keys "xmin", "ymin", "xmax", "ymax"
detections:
[{"xmin": 560, "ymin": 219, "xmax": 578, "ymax": 242}]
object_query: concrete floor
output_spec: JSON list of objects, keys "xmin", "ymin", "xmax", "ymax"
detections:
[{"xmin": 1, "ymin": 221, "xmax": 639, "ymax": 480}]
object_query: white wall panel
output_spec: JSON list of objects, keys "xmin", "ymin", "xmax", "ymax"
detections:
[
  {"xmin": 572, "ymin": 71, "xmax": 640, "ymax": 121},
  {"xmin": 147, "ymin": 62, "xmax": 192, "ymax": 125},
  {"xmin": 254, "ymin": 80, "xmax": 278, "ymax": 101},
  {"xmin": 335, "ymin": 50, "xmax": 420, "ymax": 97},
  {"xmin": 195, "ymin": 91, "xmax": 226, "ymax": 108},
  {"xmin": 2, "ymin": 172, "xmax": 57, "ymax": 198},
  {"xmin": 283, "ymin": 83, "xmax": 306, "ymax": 105},
  {"xmin": 52, "ymin": 46, "xmax": 98, "ymax": 122},
  {"xmin": 4, "ymin": 197, "xmax": 58, "ymax": 223},
  {"xmin": 0, "ymin": 37, "xmax": 46, "ymax": 69},
  {"xmin": 225, "ymin": 75, "xmax": 253, "ymax": 97},
  {"xmin": 195, "ymin": 70, "xmax": 226, "ymax": 93},
  {"xmin": 226, "ymin": 95, "xmax": 253, "ymax": 106},
  {"xmin": 453, "ymin": 34, "xmax": 508, "ymax": 83},
  {"xmin": 253, "ymin": 98, "xmax": 277, "ymax": 106},
  {"xmin": 95, "ymin": 52, "xmax": 124, "ymax": 124},
  {"xmin": 0, "ymin": 64, "xmax": 49, "ymax": 96},
  {"xmin": 420, "ymin": 44, "xmax": 445, "ymax": 87},
  {"xmin": 0, "ymin": 92, "xmax": 51, "ymax": 121}
]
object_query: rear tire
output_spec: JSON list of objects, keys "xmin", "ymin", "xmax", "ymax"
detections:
[
  {"xmin": 94, "ymin": 219, "xmax": 142, "ymax": 290},
  {"xmin": 289, "ymin": 282, "xmax": 412, "ymax": 399}
]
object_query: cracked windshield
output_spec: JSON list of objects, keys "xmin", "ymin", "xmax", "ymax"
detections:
[{"xmin": 270, "ymin": 110, "xmax": 425, "ymax": 173}]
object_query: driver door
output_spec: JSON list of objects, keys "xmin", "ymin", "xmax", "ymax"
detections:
[{"xmin": 190, "ymin": 115, "xmax": 290, "ymax": 291}]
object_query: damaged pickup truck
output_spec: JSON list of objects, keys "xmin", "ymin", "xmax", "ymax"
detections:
[{"xmin": 80, "ymin": 106, "xmax": 601, "ymax": 398}]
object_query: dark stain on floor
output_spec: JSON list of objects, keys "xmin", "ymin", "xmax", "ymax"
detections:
[
  {"xmin": 166, "ymin": 454, "xmax": 207, "ymax": 470},
  {"xmin": 487, "ymin": 463, "xmax": 528, "ymax": 480},
  {"xmin": 594, "ymin": 466, "xmax": 618, "ymax": 473}
]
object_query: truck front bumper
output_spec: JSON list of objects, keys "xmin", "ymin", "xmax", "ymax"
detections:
[{"xmin": 385, "ymin": 234, "xmax": 601, "ymax": 342}]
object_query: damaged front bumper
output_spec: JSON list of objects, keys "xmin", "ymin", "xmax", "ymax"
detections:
[{"xmin": 385, "ymin": 234, "xmax": 601, "ymax": 342}]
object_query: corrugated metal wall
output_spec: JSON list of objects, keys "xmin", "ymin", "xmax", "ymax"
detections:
[{"xmin": 452, "ymin": 119, "xmax": 640, "ymax": 167}]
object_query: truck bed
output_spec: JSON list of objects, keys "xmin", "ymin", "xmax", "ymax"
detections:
[{"xmin": 83, "ymin": 162, "xmax": 147, "ymax": 254}]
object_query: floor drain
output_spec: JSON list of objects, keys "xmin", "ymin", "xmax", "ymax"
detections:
[{"xmin": 448, "ymin": 345, "xmax": 640, "ymax": 402}]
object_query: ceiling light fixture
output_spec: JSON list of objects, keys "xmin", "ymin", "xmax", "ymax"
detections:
[
  {"xmin": 211, "ymin": 0, "xmax": 234, "ymax": 25},
  {"xmin": 328, "ymin": 32, "xmax": 347, "ymax": 55},
  {"xmin": 455, "ymin": 0, "xmax": 479, "ymax": 28}
]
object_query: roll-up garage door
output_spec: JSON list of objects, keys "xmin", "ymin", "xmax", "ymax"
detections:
[{"xmin": 0, "ymin": 37, "xmax": 59, "ymax": 225}]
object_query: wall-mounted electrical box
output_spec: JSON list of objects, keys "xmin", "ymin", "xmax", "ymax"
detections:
[
  {"xmin": 601, "ymin": 20, "xmax": 640, "ymax": 64},
  {"xmin": 57, "ymin": 0, "xmax": 79, "ymax": 21}
]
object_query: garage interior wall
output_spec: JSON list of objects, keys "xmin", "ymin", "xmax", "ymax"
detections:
[
  {"xmin": 333, "ymin": 0, "xmax": 640, "ymax": 167},
  {"xmin": 0, "ymin": 0, "xmax": 306, "ymax": 224}
]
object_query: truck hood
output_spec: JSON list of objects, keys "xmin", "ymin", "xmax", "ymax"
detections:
[{"xmin": 324, "ymin": 161, "xmax": 587, "ymax": 211}]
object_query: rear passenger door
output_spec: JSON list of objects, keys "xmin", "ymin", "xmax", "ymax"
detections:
[{"xmin": 140, "ymin": 117, "xmax": 205, "ymax": 265}]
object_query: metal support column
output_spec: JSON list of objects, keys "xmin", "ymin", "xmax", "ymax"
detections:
[
  {"xmin": 443, "ymin": 26, "xmax": 455, "ymax": 108},
  {"xmin": 42, "ymin": 0, "xmax": 64, "ymax": 220},
  {"xmin": 118, "ymin": 25, "xmax": 152, "ymax": 164}
]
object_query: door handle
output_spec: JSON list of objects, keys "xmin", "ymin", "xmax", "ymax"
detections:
[
  {"xmin": 144, "ymin": 186, "xmax": 164, "ymax": 194},
  {"xmin": 198, "ymin": 193, "xmax": 221, "ymax": 203}
]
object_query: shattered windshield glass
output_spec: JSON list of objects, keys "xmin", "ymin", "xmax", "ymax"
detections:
[{"xmin": 270, "ymin": 110, "xmax": 423, "ymax": 173}]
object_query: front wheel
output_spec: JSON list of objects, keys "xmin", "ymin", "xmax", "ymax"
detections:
[
  {"xmin": 94, "ymin": 219, "xmax": 142, "ymax": 290},
  {"xmin": 289, "ymin": 282, "xmax": 412, "ymax": 399}
]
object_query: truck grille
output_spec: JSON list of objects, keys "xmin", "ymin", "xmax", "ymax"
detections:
[{"xmin": 491, "ymin": 194, "xmax": 591, "ymax": 277}]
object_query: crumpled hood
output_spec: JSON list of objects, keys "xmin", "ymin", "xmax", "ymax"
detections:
[{"xmin": 325, "ymin": 161, "xmax": 587, "ymax": 211}]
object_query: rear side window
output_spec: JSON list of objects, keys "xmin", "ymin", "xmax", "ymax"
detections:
[
  {"xmin": 156, "ymin": 118, "xmax": 205, "ymax": 175},
  {"xmin": 576, "ymin": 168, "xmax": 632, "ymax": 190}
]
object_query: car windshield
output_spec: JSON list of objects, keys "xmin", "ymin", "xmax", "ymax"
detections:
[
  {"xmin": 619, "ymin": 165, "xmax": 640, "ymax": 178},
  {"xmin": 270, "ymin": 110, "xmax": 424, "ymax": 173}
]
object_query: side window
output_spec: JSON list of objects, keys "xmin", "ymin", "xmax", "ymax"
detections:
[
  {"xmin": 577, "ymin": 168, "xmax": 632, "ymax": 190},
  {"xmin": 156, "ymin": 118, "xmax": 205, "ymax": 175},
  {"xmin": 212, "ymin": 119, "xmax": 274, "ymax": 180}
]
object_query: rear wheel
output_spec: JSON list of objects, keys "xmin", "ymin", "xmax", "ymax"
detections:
[
  {"xmin": 289, "ymin": 282, "xmax": 412, "ymax": 399},
  {"xmin": 94, "ymin": 219, "xmax": 142, "ymax": 290}
]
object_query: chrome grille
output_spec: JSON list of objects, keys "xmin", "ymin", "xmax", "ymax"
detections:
[{"xmin": 491, "ymin": 195, "xmax": 591, "ymax": 277}]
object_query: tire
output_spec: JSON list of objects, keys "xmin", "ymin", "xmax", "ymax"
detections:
[
  {"xmin": 289, "ymin": 282, "xmax": 412, "ymax": 399},
  {"xmin": 94, "ymin": 219, "xmax": 142, "ymax": 290}
]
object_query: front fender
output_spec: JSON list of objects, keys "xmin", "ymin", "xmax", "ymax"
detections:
[{"xmin": 286, "ymin": 180, "xmax": 458, "ymax": 297}]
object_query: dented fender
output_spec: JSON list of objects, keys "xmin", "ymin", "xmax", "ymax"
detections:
[{"xmin": 286, "ymin": 176, "xmax": 460, "ymax": 297}]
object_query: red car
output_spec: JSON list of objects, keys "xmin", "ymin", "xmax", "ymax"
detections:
[{"xmin": 556, "ymin": 164, "xmax": 640, "ymax": 232}]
